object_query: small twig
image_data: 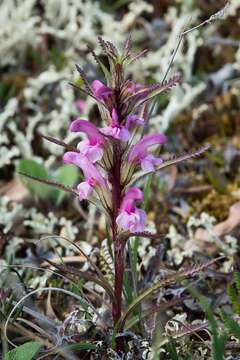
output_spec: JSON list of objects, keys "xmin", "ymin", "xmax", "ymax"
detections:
[{"xmin": 141, "ymin": 1, "xmax": 230, "ymax": 138}]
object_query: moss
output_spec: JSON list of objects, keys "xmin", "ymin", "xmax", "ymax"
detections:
[{"xmin": 192, "ymin": 189, "xmax": 235, "ymax": 222}]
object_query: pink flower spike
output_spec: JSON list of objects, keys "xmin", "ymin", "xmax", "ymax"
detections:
[
  {"xmin": 126, "ymin": 114, "xmax": 144, "ymax": 129},
  {"xmin": 116, "ymin": 187, "xmax": 146, "ymax": 233},
  {"xmin": 128, "ymin": 133, "xmax": 167, "ymax": 172},
  {"xmin": 63, "ymin": 152, "xmax": 106, "ymax": 189},
  {"xmin": 92, "ymin": 80, "xmax": 112, "ymax": 100}
]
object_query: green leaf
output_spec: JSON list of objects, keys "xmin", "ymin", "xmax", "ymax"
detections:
[
  {"xmin": 17, "ymin": 159, "xmax": 50, "ymax": 198},
  {"xmin": 51, "ymin": 164, "xmax": 79, "ymax": 204},
  {"xmin": 7, "ymin": 341, "xmax": 42, "ymax": 360},
  {"xmin": 219, "ymin": 308, "xmax": 240, "ymax": 340},
  {"xmin": 167, "ymin": 336, "xmax": 179, "ymax": 360},
  {"xmin": 75, "ymin": 76, "xmax": 85, "ymax": 87},
  {"xmin": 62, "ymin": 343, "xmax": 98, "ymax": 351}
]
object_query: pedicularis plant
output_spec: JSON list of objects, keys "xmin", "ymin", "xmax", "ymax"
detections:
[{"xmin": 21, "ymin": 36, "xmax": 211, "ymax": 355}]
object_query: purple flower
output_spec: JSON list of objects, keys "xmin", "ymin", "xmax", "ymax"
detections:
[
  {"xmin": 126, "ymin": 114, "xmax": 144, "ymax": 129},
  {"xmin": 101, "ymin": 108, "xmax": 131, "ymax": 142},
  {"xmin": 70, "ymin": 119, "xmax": 107, "ymax": 162},
  {"xmin": 128, "ymin": 133, "xmax": 167, "ymax": 172},
  {"xmin": 92, "ymin": 80, "xmax": 112, "ymax": 100},
  {"xmin": 62, "ymin": 152, "xmax": 106, "ymax": 200},
  {"xmin": 116, "ymin": 187, "xmax": 146, "ymax": 233}
]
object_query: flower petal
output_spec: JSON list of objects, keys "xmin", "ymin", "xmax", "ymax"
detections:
[
  {"xmin": 128, "ymin": 133, "xmax": 167, "ymax": 162},
  {"xmin": 77, "ymin": 140, "xmax": 103, "ymax": 162},
  {"xmin": 77, "ymin": 181, "xmax": 93, "ymax": 200},
  {"xmin": 70, "ymin": 119, "xmax": 106, "ymax": 146},
  {"xmin": 140, "ymin": 154, "xmax": 163, "ymax": 172},
  {"xmin": 92, "ymin": 80, "xmax": 112, "ymax": 99}
]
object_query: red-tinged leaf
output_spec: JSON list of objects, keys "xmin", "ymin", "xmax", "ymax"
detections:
[
  {"xmin": 125, "ymin": 296, "xmax": 192, "ymax": 330},
  {"xmin": 98, "ymin": 36, "xmax": 116, "ymax": 62},
  {"xmin": 18, "ymin": 172, "xmax": 78, "ymax": 196},
  {"xmin": 88, "ymin": 45, "xmax": 112, "ymax": 86},
  {"xmin": 128, "ymin": 49, "xmax": 148, "ymax": 65},
  {"xmin": 106, "ymin": 41, "xmax": 118, "ymax": 58},
  {"xmin": 69, "ymin": 82, "xmax": 109, "ymax": 109},
  {"xmin": 137, "ymin": 75, "xmax": 182, "ymax": 106},
  {"xmin": 40, "ymin": 134, "xmax": 79, "ymax": 152},
  {"xmin": 128, "ymin": 145, "xmax": 211, "ymax": 187},
  {"xmin": 75, "ymin": 64, "xmax": 93, "ymax": 94},
  {"xmin": 122, "ymin": 35, "xmax": 132, "ymax": 61}
]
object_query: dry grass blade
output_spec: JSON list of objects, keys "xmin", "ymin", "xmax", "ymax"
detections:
[
  {"xmin": 118, "ymin": 255, "xmax": 225, "ymax": 331},
  {"xmin": 45, "ymin": 258, "xmax": 115, "ymax": 299},
  {"xmin": 4, "ymin": 287, "xmax": 102, "ymax": 349},
  {"xmin": 39, "ymin": 235, "xmax": 115, "ymax": 299}
]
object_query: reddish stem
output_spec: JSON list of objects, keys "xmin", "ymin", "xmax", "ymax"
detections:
[{"xmin": 111, "ymin": 142, "xmax": 125, "ymax": 355}]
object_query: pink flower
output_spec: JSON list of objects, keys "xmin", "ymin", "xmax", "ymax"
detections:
[
  {"xmin": 126, "ymin": 114, "xmax": 144, "ymax": 129},
  {"xmin": 116, "ymin": 188, "xmax": 146, "ymax": 233},
  {"xmin": 101, "ymin": 108, "xmax": 130, "ymax": 142},
  {"xmin": 128, "ymin": 133, "xmax": 167, "ymax": 172},
  {"xmin": 70, "ymin": 119, "xmax": 107, "ymax": 162},
  {"xmin": 92, "ymin": 80, "xmax": 112, "ymax": 100},
  {"xmin": 62, "ymin": 152, "xmax": 106, "ymax": 200}
]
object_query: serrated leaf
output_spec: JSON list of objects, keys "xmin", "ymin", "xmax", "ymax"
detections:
[
  {"xmin": 7, "ymin": 341, "xmax": 42, "ymax": 360},
  {"xmin": 128, "ymin": 146, "xmax": 211, "ymax": 188},
  {"xmin": 219, "ymin": 308, "xmax": 240, "ymax": 340},
  {"xmin": 51, "ymin": 164, "xmax": 79, "ymax": 204},
  {"xmin": 17, "ymin": 159, "xmax": 50, "ymax": 198}
]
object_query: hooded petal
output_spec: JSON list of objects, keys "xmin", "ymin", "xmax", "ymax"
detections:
[
  {"xmin": 92, "ymin": 80, "xmax": 112, "ymax": 99},
  {"xmin": 63, "ymin": 152, "xmax": 106, "ymax": 188},
  {"xmin": 128, "ymin": 133, "xmax": 167, "ymax": 162},
  {"xmin": 70, "ymin": 119, "xmax": 107, "ymax": 146}
]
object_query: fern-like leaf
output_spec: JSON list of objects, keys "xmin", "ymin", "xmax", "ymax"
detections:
[
  {"xmin": 219, "ymin": 308, "xmax": 240, "ymax": 341},
  {"xmin": 234, "ymin": 272, "xmax": 240, "ymax": 295},
  {"xmin": 69, "ymin": 82, "xmax": 109, "ymax": 110},
  {"xmin": 75, "ymin": 64, "xmax": 93, "ymax": 94},
  {"xmin": 228, "ymin": 283, "xmax": 240, "ymax": 316},
  {"xmin": 127, "ymin": 49, "xmax": 148, "ymax": 65}
]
